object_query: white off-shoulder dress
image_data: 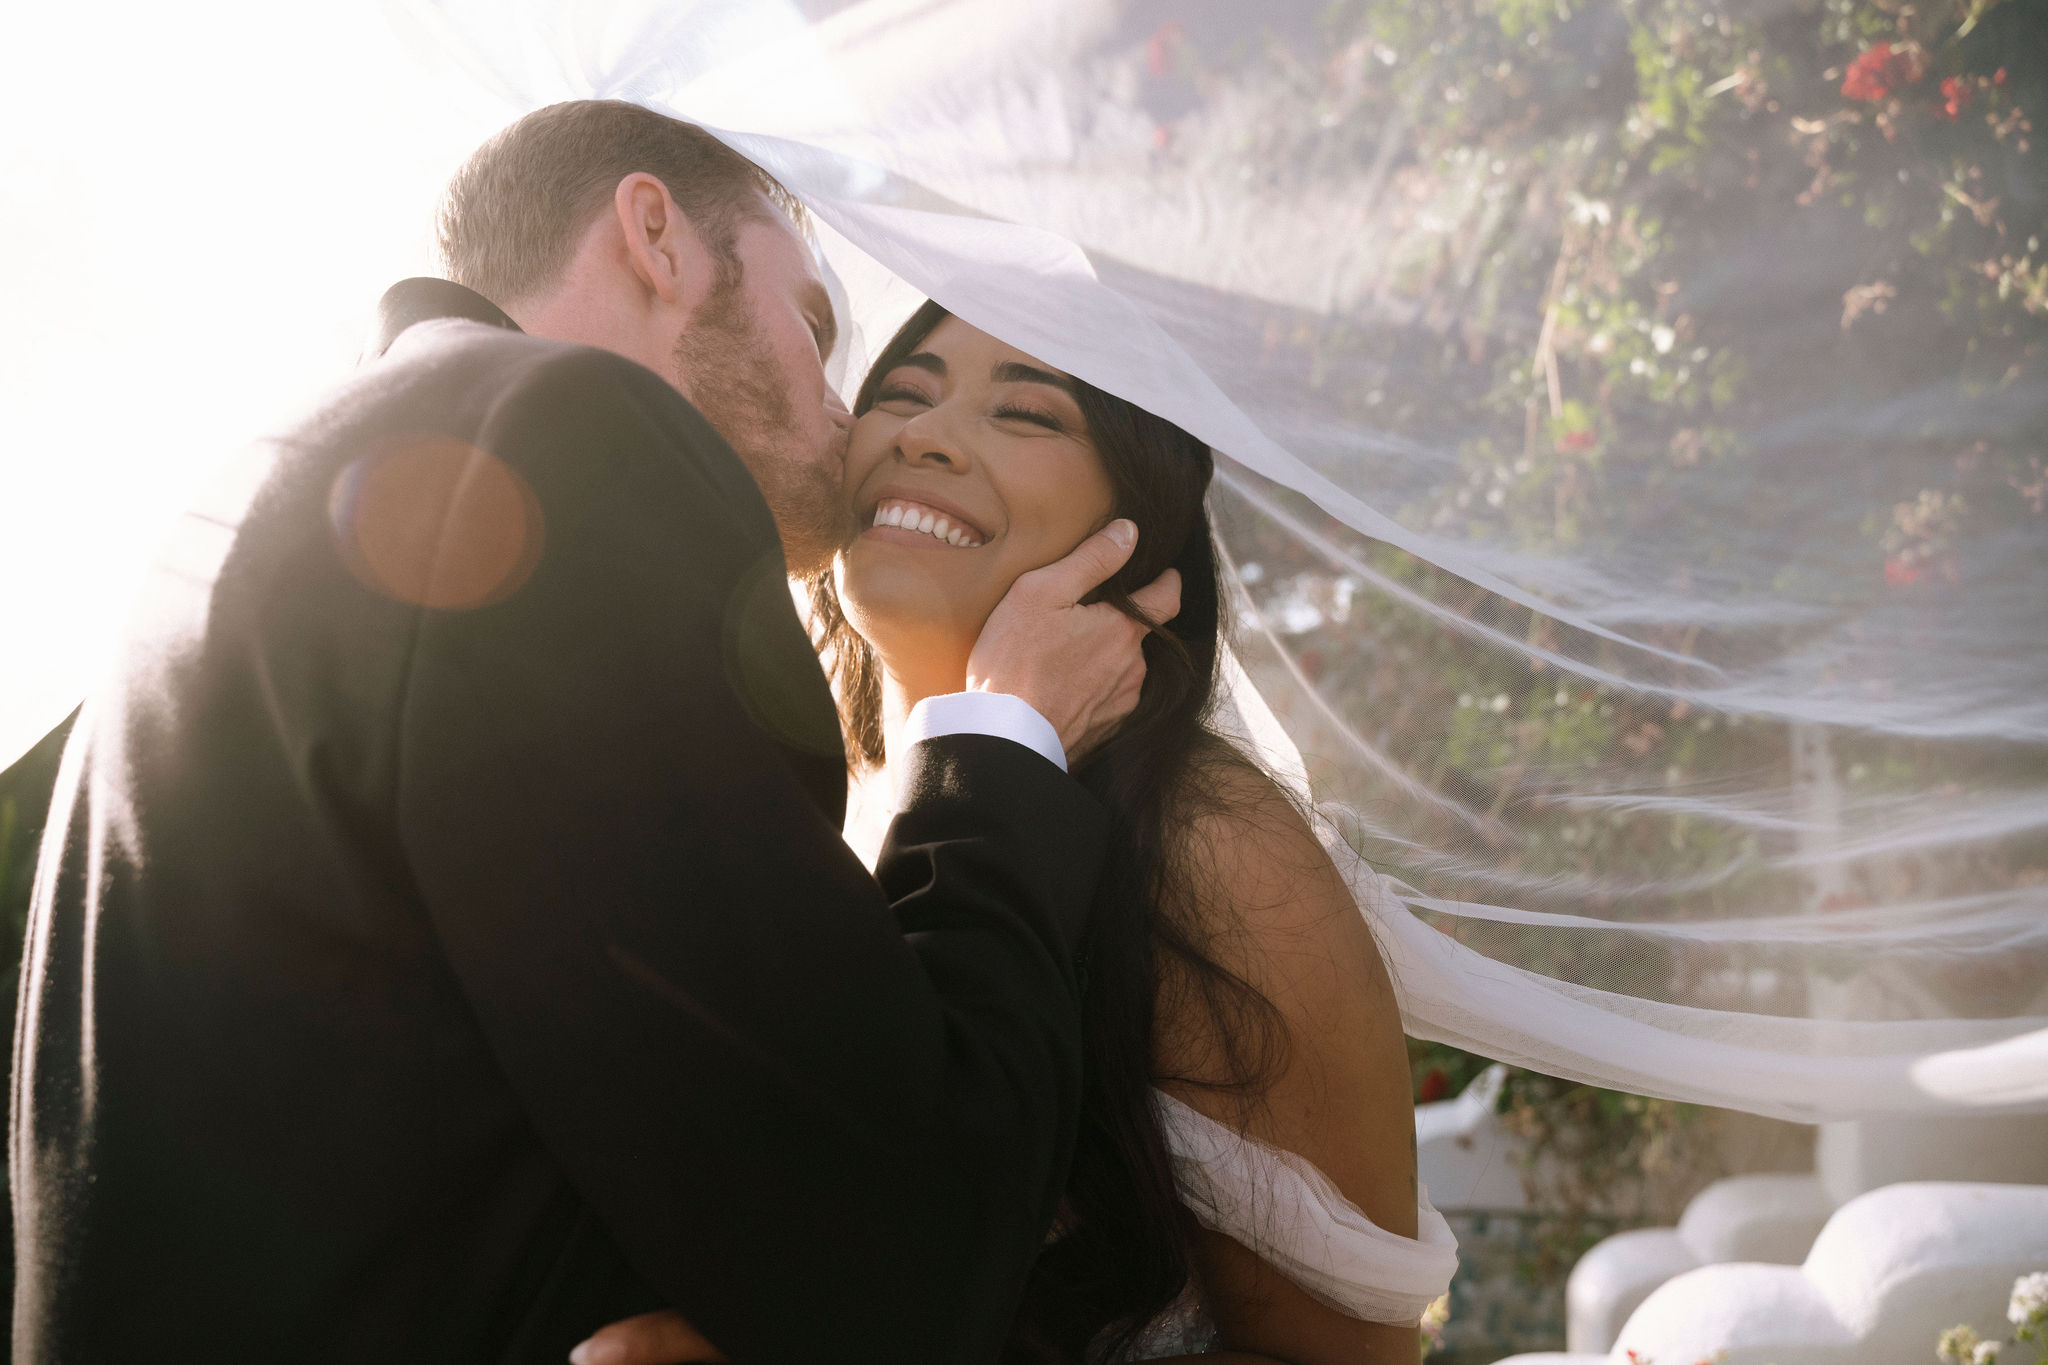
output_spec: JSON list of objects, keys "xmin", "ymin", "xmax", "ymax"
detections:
[{"xmin": 1125, "ymin": 1089, "xmax": 1460, "ymax": 1359}]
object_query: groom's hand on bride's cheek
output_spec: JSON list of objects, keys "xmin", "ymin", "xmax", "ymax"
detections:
[
  {"xmin": 967, "ymin": 519, "xmax": 1182, "ymax": 767},
  {"xmin": 570, "ymin": 1310, "xmax": 725, "ymax": 1365}
]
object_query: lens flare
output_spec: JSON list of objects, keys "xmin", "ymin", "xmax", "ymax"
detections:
[{"xmin": 328, "ymin": 435, "xmax": 543, "ymax": 611}]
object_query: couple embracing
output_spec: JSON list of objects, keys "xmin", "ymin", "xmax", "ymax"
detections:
[{"xmin": 13, "ymin": 101, "xmax": 1453, "ymax": 1365}]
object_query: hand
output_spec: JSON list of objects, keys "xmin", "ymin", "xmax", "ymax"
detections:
[
  {"xmin": 967, "ymin": 519, "xmax": 1183, "ymax": 766},
  {"xmin": 570, "ymin": 1311, "xmax": 725, "ymax": 1365}
]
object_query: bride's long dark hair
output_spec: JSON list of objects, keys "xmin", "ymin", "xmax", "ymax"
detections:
[{"xmin": 808, "ymin": 301, "xmax": 1287, "ymax": 1361}]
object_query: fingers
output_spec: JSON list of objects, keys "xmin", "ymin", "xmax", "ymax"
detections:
[
  {"xmin": 1017, "ymin": 518, "xmax": 1138, "ymax": 607},
  {"xmin": 1062, "ymin": 641, "xmax": 1150, "ymax": 767},
  {"xmin": 571, "ymin": 1311, "xmax": 727, "ymax": 1365},
  {"xmin": 1127, "ymin": 566, "xmax": 1182, "ymax": 627}
]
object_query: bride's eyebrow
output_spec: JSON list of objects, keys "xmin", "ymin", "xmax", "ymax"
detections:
[
  {"xmin": 991, "ymin": 360, "xmax": 1079, "ymax": 396},
  {"xmin": 893, "ymin": 353, "xmax": 946, "ymax": 378}
]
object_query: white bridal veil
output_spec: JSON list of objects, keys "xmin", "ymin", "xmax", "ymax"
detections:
[{"xmin": 5, "ymin": 0, "xmax": 2043, "ymax": 1119}]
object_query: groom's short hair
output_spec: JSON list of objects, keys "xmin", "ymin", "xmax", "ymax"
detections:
[{"xmin": 437, "ymin": 100, "xmax": 803, "ymax": 306}]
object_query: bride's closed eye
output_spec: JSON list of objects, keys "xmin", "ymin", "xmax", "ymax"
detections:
[
  {"xmin": 991, "ymin": 402, "xmax": 1067, "ymax": 433},
  {"xmin": 874, "ymin": 381, "xmax": 934, "ymax": 411},
  {"xmin": 873, "ymin": 376, "xmax": 1068, "ymax": 435}
]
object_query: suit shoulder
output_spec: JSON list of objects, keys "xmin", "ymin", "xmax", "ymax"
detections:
[
  {"xmin": 496, "ymin": 334, "xmax": 680, "ymax": 407},
  {"xmin": 351, "ymin": 323, "xmax": 771, "ymax": 560},
  {"xmin": 389, "ymin": 325, "xmax": 752, "ymax": 495},
  {"xmin": 390, "ymin": 324, "xmax": 696, "ymax": 429},
  {"xmin": 490, "ymin": 339, "xmax": 737, "ymax": 470}
]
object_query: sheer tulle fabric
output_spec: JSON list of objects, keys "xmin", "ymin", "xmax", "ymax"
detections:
[
  {"xmin": 1152, "ymin": 1088, "xmax": 1459, "ymax": 1326},
  {"xmin": 383, "ymin": 0, "xmax": 2046, "ymax": 1116},
  {"xmin": 9, "ymin": 0, "xmax": 2033, "ymax": 1120}
]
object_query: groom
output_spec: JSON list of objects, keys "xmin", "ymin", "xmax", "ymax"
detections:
[{"xmin": 12, "ymin": 101, "xmax": 1176, "ymax": 1363}]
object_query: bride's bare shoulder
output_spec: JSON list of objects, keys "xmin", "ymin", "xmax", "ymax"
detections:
[
  {"xmin": 1163, "ymin": 741, "xmax": 1374, "ymax": 958},
  {"xmin": 1151, "ymin": 779, "xmax": 1430, "ymax": 1363},
  {"xmin": 1156, "ymin": 738, "xmax": 1422, "ymax": 1248}
]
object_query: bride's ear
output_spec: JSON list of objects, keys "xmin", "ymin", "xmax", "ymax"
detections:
[{"xmin": 611, "ymin": 172, "xmax": 715, "ymax": 312}]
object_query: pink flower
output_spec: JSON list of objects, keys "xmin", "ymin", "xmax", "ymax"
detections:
[{"xmin": 1885, "ymin": 555, "xmax": 1923, "ymax": 588}]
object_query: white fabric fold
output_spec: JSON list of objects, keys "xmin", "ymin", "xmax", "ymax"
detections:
[{"xmin": 1152, "ymin": 1088, "xmax": 1459, "ymax": 1326}]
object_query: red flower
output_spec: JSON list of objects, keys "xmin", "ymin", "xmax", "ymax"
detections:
[
  {"xmin": 1557, "ymin": 428, "xmax": 1597, "ymax": 453},
  {"xmin": 1842, "ymin": 42, "xmax": 1922, "ymax": 103},
  {"xmin": 1418, "ymin": 1068, "xmax": 1451, "ymax": 1104},
  {"xmin": 1884, "ymin": 555, "xmax": 1923, "ymax": 588},
  {"xmin": 1937, "ymin": 76, "xmax": 1973, "ymax": 121},
  {"xmin": 1995, "ymin": 68, "xmax": 2007, "ymax": 85}
]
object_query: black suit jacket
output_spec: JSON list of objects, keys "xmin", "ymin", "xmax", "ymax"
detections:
[{"xmin": 10, "ymin": 281, "xmax": 1108, "ymax": 1364}]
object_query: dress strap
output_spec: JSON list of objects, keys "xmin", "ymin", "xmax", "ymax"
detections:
[{"xmin": 1152, "ymin": 1088, "xmax": 1460, "ymax": 1325}]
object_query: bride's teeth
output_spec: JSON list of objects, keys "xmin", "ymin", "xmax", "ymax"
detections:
[{"xmin": 870, "ymin": 500, "xmax": 978, "ymax": 544}]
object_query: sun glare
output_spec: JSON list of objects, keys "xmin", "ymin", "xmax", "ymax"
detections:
[{"xmin": 0, "ymin": 1, "xmax": 509, "ymax": 766}]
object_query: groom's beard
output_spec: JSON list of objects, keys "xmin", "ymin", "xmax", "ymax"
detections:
[{"xmin": 673, "ymin": 281, "xmax": 849, "ymax": 578}]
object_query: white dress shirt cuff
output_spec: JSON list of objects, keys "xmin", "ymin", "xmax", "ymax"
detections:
[{"xmin": 902, "ymin": 691, "xmax": 1067, "ymax": 773}]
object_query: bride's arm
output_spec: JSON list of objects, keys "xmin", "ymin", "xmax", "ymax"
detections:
[{"xmin": 1154, "ymin": 764, "xmax": 1423, "ymax": 1365}]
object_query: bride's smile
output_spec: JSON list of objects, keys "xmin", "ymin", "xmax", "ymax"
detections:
[
  {"xmin": 864, "ymin": 496, "xmax": 988, "ymax": 548},
  {"xmin": 836, "ymin": 315, "xmax": 1116, "ymax": 696}
]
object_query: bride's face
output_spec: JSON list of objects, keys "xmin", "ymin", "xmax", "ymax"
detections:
[{"xmin": 836, "ymin": 317, "xmax": 1116, "ymax": 677}]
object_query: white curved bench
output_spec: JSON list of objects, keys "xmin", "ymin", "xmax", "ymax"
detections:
[
  {"xmin": 1566, "ymin": 1173, "xmax": 1834, "ymax": 1351},
  {"xmin": 1565, "ymin": 1111, "xmax": 2048, "ymax": 1353},
  {"xmin": 1502, "ymin": 1181, "xmax": 2048, "ymax": 1365}
]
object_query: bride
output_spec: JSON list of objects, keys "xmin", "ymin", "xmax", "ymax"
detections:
[{"xmin": 579, "ymin": 303, "xmax": 1456, "ymax": 1365}]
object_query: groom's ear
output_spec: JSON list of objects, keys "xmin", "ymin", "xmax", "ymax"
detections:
[{"xmin": 611, "ymin": 172, "xmax": 716, "ymax": 313}]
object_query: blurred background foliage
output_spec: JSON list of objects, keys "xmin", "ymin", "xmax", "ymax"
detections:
[{"xmin": 1168, "ymin": 0, "xmax": 2048, "ymax": 1236}]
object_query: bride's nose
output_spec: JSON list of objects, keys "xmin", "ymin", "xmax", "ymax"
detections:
[{"xmin": 893, "ymin": 408, "xmax": 971, "ymax": 473}]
